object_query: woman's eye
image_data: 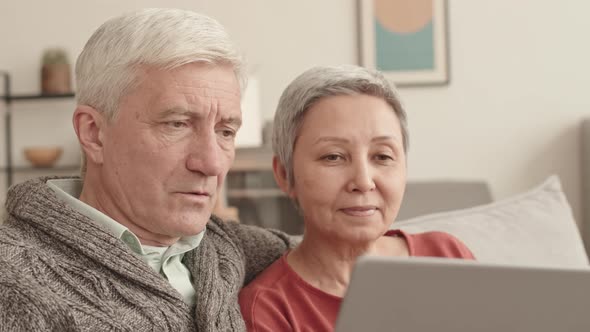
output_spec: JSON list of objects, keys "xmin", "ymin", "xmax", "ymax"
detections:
[
  {"xmin": 375, "ymin": 154, "xmax": 394, "ymax": 161},
  {"xmin": 323, "ymin": 154, "xmax": 342, "ymax": 161}
]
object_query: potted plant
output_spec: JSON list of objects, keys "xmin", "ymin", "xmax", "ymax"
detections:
[{"xmin": 41, "ymin": 48, "xmax": 72, "ymax": 94}]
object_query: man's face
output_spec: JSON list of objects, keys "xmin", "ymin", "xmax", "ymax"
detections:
[{"xmin": 98, "ymin": 63, "xmax": 241, "ymax": 244}]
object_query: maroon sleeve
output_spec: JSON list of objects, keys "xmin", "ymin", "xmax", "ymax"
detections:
[
  {"xmin": 239, "ymin": 287, "xmax": 292, "ymax": 332},
  {"xmin": 406, "ymin": 231, "xmax": 476, "ymax": 259},
  {"xmin": 238, "ymin": 255, "xmax": 339, "ymax": 331}
]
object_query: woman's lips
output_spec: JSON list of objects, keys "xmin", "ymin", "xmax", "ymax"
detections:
[{"xmin": 340, "ymin": 206, "xmax": 377, "ymax": 217}]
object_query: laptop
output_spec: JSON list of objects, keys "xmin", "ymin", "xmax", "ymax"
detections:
[{"xmin": 335, "ymin": 256, "xmax": 590, "ymax": 332}]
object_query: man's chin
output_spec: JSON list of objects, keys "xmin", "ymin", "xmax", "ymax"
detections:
[{"xmin": 174, "ymin": 216, "xmax": 210, "ymax": 235}]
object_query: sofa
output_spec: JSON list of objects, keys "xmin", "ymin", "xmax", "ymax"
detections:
[
  {"xmin": 392, "ymin": 176, "xmax": 589, "ymax": 268},
  {"xmin": 396, "ymin": 180, "xmax": 493, "ymax": 221}
]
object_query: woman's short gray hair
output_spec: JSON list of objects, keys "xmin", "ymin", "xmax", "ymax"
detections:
[
  {"xmin": 75, "ymin": 8, "xmax": 246, "ymax": 120},
  {"xmin": 272, "ymin": 65, "xmax": 409, "ymax": 188}
]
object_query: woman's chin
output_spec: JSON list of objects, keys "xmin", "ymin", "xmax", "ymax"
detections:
[{"xmin": 331, "ymin": 226, "xmax": 388, "ymax": 246}]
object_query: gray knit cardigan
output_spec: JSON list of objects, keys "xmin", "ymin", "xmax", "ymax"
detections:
[{"xmin": 0, "ymin": 177, "xmax": 294, "ymax": 331}]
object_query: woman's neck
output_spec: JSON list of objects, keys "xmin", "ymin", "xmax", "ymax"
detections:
[
  {"xmin": 287, "ymin": 233, "xmax": 379, "ymax": 297},
  {"xmin": 287, "ymin": 230, "xmax": 410, "ymax": 298}
]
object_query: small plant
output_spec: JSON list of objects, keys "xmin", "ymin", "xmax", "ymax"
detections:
[
  {"xmin": 40, "ymin": 47, "xmax": 72, "ymax": 94},
  {"xmin": 41, "ymin": 48, "xmax": 70, "ymax": 66}
]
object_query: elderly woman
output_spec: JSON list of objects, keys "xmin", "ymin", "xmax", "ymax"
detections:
[{"xmin": 239, "ymin": 65, "xmax": 474, "ymax": 331}]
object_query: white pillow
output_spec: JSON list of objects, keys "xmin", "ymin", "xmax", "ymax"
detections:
[{"xmin": 392, "ymin": 176, "xmax": 589, "ymax": 267}]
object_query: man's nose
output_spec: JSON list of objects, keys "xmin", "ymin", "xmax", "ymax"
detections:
[
  {"xmin": 185, "ymin": 131, "xmax": 224, "ymax": 176},
  {"xmin": 346, "ymin": 159, "xmax": 376, "ymax": 193}
]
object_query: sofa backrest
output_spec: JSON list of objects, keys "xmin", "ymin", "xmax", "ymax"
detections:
[
  {"xmin": 392, "ymin": 176, "xmax": 589, "ymax": 268},
  {"xmin": 397, "ymin": 181, "xmax": 493, "ymax": 221}
]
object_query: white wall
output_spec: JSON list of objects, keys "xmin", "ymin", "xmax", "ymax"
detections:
[
  {"xmin": 1, "ymin": 0, "xmax": 589, "ymax": 233},
  {"xmin": 404, "ymin": 0, "xmax": 590, "ymax": 229}
]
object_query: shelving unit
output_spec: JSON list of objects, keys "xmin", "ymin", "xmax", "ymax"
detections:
[
  {"xmin": 0, "ymin": 71, "xmax": 77, "ymax": 189},
  {"xmin": 224, "ymin": 147, "xmax": 303, "ymax": 233},
  {"xmin": 0, "ymin": 72, "xmax": 300, "ymax": 232}
]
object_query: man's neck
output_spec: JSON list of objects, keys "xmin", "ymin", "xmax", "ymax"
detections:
[{"xmin": 78, "ymin": 176, "xmax": 180, "ymax": 247}]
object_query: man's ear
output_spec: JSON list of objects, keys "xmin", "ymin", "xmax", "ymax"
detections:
[
  {"xmin": 272, "ymin": 156, "xmax": 295, "ymax": 199},
  {"xmin": 72, "ymin": 105, "xmax": 106, "ymax": 165}
]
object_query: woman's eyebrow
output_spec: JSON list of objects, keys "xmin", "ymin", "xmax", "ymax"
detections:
[
  {"xmin": 313, "ymin": 136, "xmax": 350, "ymax": 144},
  {"xmin": 372, "ymin": 135, "xmax": 401, "ymax": 143}
]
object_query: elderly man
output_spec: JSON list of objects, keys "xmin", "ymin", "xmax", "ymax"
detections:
[{"xmin": 0, "ymin": 8, "xmax": 292, "ymax": 331}]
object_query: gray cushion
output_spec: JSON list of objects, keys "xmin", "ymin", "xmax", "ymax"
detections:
[
  {"xmin": 398, "ymin": 181, "xmax": 493, "ymax": 220},
  {"xmin": 392, "ymin": 176, "xmax": 589, "ymax": 267}
]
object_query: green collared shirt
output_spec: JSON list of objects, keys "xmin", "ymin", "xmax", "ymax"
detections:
[{"xmin": 47, "ymin": 179, "xmax": 203, "ymax": 307}]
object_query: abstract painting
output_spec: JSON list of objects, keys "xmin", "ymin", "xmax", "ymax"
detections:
[{"xmin": 359, "ymin": 0, "xmax": 449, "ymax": 86}]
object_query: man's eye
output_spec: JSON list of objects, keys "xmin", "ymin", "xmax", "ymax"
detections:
[
  {"xmin": 224, "ymin": 130, "xmax": 235, "ymax": 137},
  {"xmin": 219, "ymin": 129, "xmax": 236, "ymax": 138},
  {"xmin": 167, "ymin": 121, "xmax": 188, "ymax": 128}
]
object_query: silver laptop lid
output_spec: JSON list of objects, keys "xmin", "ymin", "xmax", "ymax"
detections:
[{"xmin": 335, "ymin": 256, "xmax": 590, "ymax": 332}]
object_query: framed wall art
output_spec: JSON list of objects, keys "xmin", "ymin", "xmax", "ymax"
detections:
[{"xmin": 358, "ymin": 0, "xmax": 450, "ymax": 86}]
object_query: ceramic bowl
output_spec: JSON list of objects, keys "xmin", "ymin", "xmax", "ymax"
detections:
[{"xmin": 23, "ymin": 146, "xmax": 63, "ymax": 168}]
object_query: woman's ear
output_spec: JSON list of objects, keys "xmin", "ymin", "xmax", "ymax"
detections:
[
  {"xmin": 272, "ymin": 156, "xmax": 295, "ymax": 199},
  {"xmin": 72, "ymin": 105, "xmax": 105, "ymax": 165}
]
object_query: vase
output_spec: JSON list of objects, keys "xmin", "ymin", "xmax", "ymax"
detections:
[{"xmin": 41, "ymin": 64, "xmax": 71, "ymax": 94}]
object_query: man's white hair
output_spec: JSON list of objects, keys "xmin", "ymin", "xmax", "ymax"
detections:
[
  {"xmin": 75, "ymin": 8, "xmax": 246, "ymax": 120},
  {"xmin": 75, "ymin": 8, "xmax": 245, "ymax": 175}
]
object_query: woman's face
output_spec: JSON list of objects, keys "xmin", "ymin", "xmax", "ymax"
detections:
[{"xmin": 285, "ymin": 94, "xmax": 407, "ymax": 244}]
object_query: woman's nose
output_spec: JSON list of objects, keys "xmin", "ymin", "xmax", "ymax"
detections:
[{"xmin": 346, "ymin": 160, "xmax": 376, "ymax": 193}]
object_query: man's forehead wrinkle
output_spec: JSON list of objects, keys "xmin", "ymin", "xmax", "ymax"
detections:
[
  {"xmin": 184, "ymin": 91, "xmax": 242, "ymax": 103},
  {"xmin": 176, "ymin": 78, "xmax": 240, "ymax": 96},
  {"xmin": 177, "ymin": 86, "xmax": 240, "ymax": 100}
]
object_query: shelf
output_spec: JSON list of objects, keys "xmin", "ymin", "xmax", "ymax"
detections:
[
  {"xmin": 0, "ymin": 72, "xmax": 78, "ymax": 189},
  {"xmin": 1, "ymin": 92, "xmax": 75, "ymax": 101},
  {"xmin": 0, "ymin": 165, "xmax": 80, "ymax": 172},
  {"xmin": 232, "ymin": 147, "xmax": 274, "ymax": 171}
]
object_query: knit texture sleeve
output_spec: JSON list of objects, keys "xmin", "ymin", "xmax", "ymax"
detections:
[
  {"xmin": 210, "ymin": 216, "xmax": 297, "ymax": 285},
  {"xmin": 185, "ymin": 217, "xmax": 297, "ymax": 331},
  {"xmin": 0, "ymin": 256, "xmax": 77, "ymax": 332}
]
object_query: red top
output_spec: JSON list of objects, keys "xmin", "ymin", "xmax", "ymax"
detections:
[{"xmin": 239, "ymin": 230, "xmax": 475, "ymax": 332}]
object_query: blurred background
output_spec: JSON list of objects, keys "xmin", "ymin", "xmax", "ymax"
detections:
[{"xmin": 0, "ymin": 0, "xmax": 589, "ymax": 236}]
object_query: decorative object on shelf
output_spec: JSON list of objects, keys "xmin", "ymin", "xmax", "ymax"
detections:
[
  {"xmin": 234, "ymin": 76, "xmax": 262, "ymax": 148},
  {"xmin": 261, "ymin": 120, "xmax": 273, "ymax": 146},
  {"xmin": 23, "ymin": 146, "xmax": 63, "ymax": 168},
  {"xmin": 1, "ymin": 72, "xmax": 77, "ymax": 189},
  {"xmin": 358, "ymin": 0, "xmax": 450, "ymax": 86},
  {"xmin": 41, "ymin": 48, "xmax": 72, "ymax": 94}
]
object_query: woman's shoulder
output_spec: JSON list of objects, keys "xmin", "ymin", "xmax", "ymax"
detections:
[
  {"xmin": 239, "ymin": 254, "xmax": 293, "ymax": 325},
  {"xmin": 389, "ymin": 229, "xmax": 476, "ymax": 259},
  {"xmin": 241, "ymin": 253, "xmax": 291, "ymax": 294}
]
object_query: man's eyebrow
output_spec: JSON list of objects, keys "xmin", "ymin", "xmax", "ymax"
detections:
[
  {"xmin": 158, "ymin": 107, "xmax": 192, "ymax": 118},
  {"xmin": 159, "ymin": 108, "xmax": 242, "ymax": 127},
  {"xmin": 221, "ymin": 116, "xmax": 242, "ymax": 128}
]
